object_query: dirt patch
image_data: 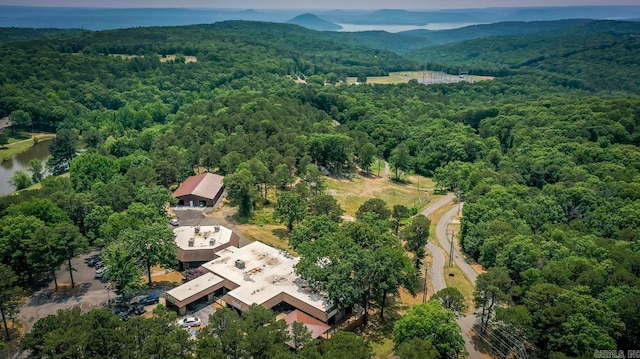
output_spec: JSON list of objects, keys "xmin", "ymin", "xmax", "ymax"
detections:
[{"xmin": 150, "ymin": 267, "xmax": 183, "ymax": 284}]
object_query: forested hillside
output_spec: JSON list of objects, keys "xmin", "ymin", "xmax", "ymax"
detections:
[
  {"xmin": 407, "ymin": 20, "xmax": 640, "ymax": 92},
  {"xmin": 0, "ymin": 20, "xmax": 639, "ymax": 359}
]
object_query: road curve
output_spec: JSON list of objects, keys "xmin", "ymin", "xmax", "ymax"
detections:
[
  {"xmin": 430, "ymin": 199, "xmax": 483, "ymax": 359},
  {"xmin": 426, "ymin": 242, "xmax": 446, "ymax": 293},
  {"xmin": 436, "ymin": 203, "xmax": 477, "ymax": 285},
  {"xmin": 420, "ymin": 193, "xmax": 455, "ymax": 294},
  {"xmin": 421, "ymin": 193, "xmax": 455, "ymax": 218}
]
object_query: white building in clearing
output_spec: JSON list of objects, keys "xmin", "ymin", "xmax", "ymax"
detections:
[
  {"xmin": 166, "ymin": 241, "xmax": 338, "ymax": 324},
  {"xmin": 174, "ymin": 225, "xmax": 240, "ymax": 270}
]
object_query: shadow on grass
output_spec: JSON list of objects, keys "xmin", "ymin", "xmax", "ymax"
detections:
[
  {"xmin": 356, "ymin": 296, "xmax": 406, "ymax": 345},
  {"xmin": 390, "ymin": 177, "xmax": 413, "ymax": 186},
  {"xmin": 271, "ymin": 228, "xmax": 289, "ymax": 240}
]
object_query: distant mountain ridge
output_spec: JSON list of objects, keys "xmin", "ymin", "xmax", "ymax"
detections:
[
  {"xmin": 287, "ymin": 14, "xmax": 342, "ymax": 31},
  {"xmin": 1, "ymin": 5, "xmax": 640, "ymax": 30}
]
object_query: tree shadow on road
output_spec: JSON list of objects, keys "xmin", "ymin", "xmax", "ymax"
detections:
[{"xmin": 29, "ymin": 282, "xmax": 91, "ymax": 305}]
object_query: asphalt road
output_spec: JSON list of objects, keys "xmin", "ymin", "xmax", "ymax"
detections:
[
  {"xmin": 421, "ymin": 193, "xmax": 455, "ymax": 294},
  {"xmin": 435, "ymin": 203, "xmax": 477, "ymax": 285},
  {"xmin": 425, "ymin": 197, "xmax": 483, "ymax": 359}
]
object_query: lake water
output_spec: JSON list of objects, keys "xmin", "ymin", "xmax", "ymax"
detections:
[
  {"xmin": 0, "ymin": 140, "xmax": 51, "ymax": 196},
  {"xmin": 336, "ymin": 22, "xmax": 482, "ymax": 33}
]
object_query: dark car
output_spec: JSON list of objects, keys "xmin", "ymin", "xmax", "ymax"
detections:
[
  {"xmin": 130, "ymin": 305, "xmax": 146, "ymax": 316},
  {"xmin": 138, "ymin": 295, "xmax": 160, "ymax": 306},
  {"xmin": 85, "ymin": 257, "xmax": 100, "ymax": 267}
]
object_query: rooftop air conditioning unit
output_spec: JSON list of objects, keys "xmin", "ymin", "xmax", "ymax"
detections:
[
  {"xmin": 235, "ymin": 259, "xmax": 245, "ymax": 270},
  {"xmin": 209, "ymin": 238, "xmax": 215, "ymax": 246},
  {"xmin": 188, "ymin": 238, "xmax": 195, "ymax": 247},
  {"xmin": 194, "ymin": 225, "xmax": 200, "ymax": 234},
  {"xmin": 213, "ymin": 225, "xmax": 220, "ymax": 233}
]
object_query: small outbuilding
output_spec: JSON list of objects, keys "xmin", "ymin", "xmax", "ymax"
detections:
[
  {"xmin": 0, "ymin": 117, "xmax": 12, "ymax": 132},
  {"xmin": 173, "ymin": 173, "xmax": 224, "ymax": 207}
]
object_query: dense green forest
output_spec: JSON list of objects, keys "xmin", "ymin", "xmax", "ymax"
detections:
[{"xmin": 1, "ymin": 19, "xmax": 639, "ymax": 358}]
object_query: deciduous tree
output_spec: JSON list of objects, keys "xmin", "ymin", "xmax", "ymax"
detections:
[
  {"xmin": 356, "ymin": 198, "xmax": 390, "ymax": 221},
  {"xmin": 403, "ymin": 214, "xmax": 430, "ymax": 269},
  {"xmin": 28, "ymin": 159, "xmax": 44, "ymax": 183},
  {"xmin": 393, "ymin": 301, "xmax": 465, "ymax": 359},
  {"xmin": 474, "ymin": 267, "xmax": 512, "ymax": 333},
  {"xmin": 274, "ymin": 192, "xmax": 306, "ymax": 232},
  {"xmin": 0, "ymin": 264, "xmax": 22, "ymax": 341},
  {"xmin": 47, "ymin": 128, "xmax": 77, "ymax": 175},
  {"xmin": 431, "ymin": 287, "xmax": 468, "ymax": 317},
  {"xmin": 9, "ymin": 170, "xmax": 32, "ymax": 190},
  {"xmin": 359, "ymin": 142, "xmax": 377, "ymax": 174},
  {"xmin": 307, "ymin": 194, "xmax": 343, "ymax": 222}
]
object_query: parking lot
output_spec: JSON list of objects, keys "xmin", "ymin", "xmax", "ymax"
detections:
[{"xmin": 17, "ymin": 250, "xmax": 168, "ymax": 332}]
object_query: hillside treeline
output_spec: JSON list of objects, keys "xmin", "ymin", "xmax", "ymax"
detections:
[{"xmin": 0, "ymin": 20, "xmax": 639, "ymax": 358}]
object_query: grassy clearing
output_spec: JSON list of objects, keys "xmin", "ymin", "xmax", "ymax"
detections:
[
  {"xmin": 443, "ymin": 264, "xmax": 476, "ymax": 314},
  {"xmin": 108, "ymin": 54, "xmax": 197, "ymax": 63},
  {"xmin": 0, "ymin": 133, "xmax": 55, "ymax": 161},
  {"xmin": 21, "ymin": 172, "xmax": 69, "ymax": 191},
  {"xmin": 326, "ymin": 176, "xmax": 436, "ymax": 217},
  {"xmin": 370, "ymin": 338, "xmax": 395, "ymax": 359},
  {"xmin": 159, "ymin": 55, "xmax": 197, "ymax": 63},
  {"xmin": 347, "ymin": 71, "xmax": 495, "ymax": 85},
  {"xmin": 238, "ymin": 224, "xmax": 296, "ymax": 254},
  {"xmin": 369, "ymin": 158, "xmax": 386, "ymax": 177}
]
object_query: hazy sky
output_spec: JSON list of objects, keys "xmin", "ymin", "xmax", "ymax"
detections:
[{"xmin": 0, "ymin": 0, "xmax": 637, "ymax": 9}]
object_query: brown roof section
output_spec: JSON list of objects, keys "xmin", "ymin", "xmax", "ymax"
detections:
[
  {"xmin": 173, "ymin": 173, "xmax": 224, "ymax": 200},
  {"xmin": 284, "ymin": 310, "xmax": 331, "ymax": 339}
]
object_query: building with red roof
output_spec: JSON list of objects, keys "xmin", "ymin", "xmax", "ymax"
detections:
[{"xmin": 173, "ymin": 173, "xmax": 224, "ymax": 207}]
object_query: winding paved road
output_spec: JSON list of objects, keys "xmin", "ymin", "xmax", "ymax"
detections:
[
  {"xmin": 435, "ymin": 203, "xmax": 477, "ymax": 285},
  {"xmin": 421, "ymin": 194, "xmax": 455, "ymax": 294},
  {"xmin": 422, "ymin": 195, "xmax": 483, "ymax": 359}
]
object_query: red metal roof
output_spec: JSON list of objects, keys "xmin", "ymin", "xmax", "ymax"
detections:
[
  {"xmin": 173, "ymin": 173, "xmax": 224, "ymax": 200},
  {"xmin": 284, "ymin": 309, "xmax": 331, "ymax": 340}
]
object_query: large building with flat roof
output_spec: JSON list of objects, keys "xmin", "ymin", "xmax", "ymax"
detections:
[
  {"xmin": 166, "ymin": 241, "xmax": 338, "ymax": 324},
  {"xmin": 174, "ymin": 225, "xmax": 240, "ymax": 270}
]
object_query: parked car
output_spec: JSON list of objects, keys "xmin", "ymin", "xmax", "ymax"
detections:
[
  {"xmin": 138, "ymin": 294, "xmax": 160, "ymax": 306},
  {"xmin": 94, "ymin": 261, "xmax": 105, "ymax": 269},
  {"xmin": 177, "ymin": 317, "xmax": 201, "ymax": 327},
  {"xmin": 130, "ymin": 295, "xmax": 146, "ymax": 305},
  {"xmin": 169, "ymin": 218, "xmax": 179, "ymax": 226},
  {"xmin": 85, "ymin": 256, "xmax": 100, "ymax": 267},
  {"xmin": 95, "ymin": 267, "xmax": 109, "ymax": 278},
  {"xmin": 130, "ymin": 305, "xmax": 146, "ymax": 316}
]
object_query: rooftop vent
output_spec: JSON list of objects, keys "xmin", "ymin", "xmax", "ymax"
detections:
[
  {"xmin": 188, "ymin": 238, "xmax": 195, "ymax": 247},
  {"xmin": 235, "ymin": 259, "xmax": 245, "ymax": 270}
]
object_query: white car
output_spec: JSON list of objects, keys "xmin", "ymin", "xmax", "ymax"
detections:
[
  {"xmin": 169, "ymin": 218, "xmax": 179, "ymax": 226},
  {"xmin": 95, "ymin": 267, "xmax": 109, "ymax": 278},
  {"xmin": 177, "ymin": 317, "xmax": 201, "ymax": 328}
]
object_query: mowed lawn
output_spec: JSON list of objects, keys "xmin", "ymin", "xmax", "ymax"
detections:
[{"xmin": 0, "ymin": 133, "xmax": 55, "ymax": 161}]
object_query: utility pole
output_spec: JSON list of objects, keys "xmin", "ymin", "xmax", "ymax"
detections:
[
  {"xmin": 449, "ymin": 230, "xmax": 455, "ymax": 268},
  {"xmin": 422, "ymin": 265, "xmax": 428, "ymax": 302}
]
